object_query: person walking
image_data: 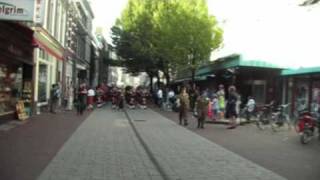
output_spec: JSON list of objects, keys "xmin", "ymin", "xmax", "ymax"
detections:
[
  {"xmin": 217, "ymin": 84, "xmax": 226, "ymax": 119},
  {"xmin": 67, "ymin": 83, "xmax": 74, "ymax": 110},
  {"xmin": 87, "ymin": 86, "xmax": 95, "ymax": 111},
  {"xmin": 77, "ymin": 83, "xmax": 87, "ymax": 115},
  {"xmin": 226, "ymin": 86, "xmax": 239, "ymax": 129},
  {"xmin": 168, "ymin": 88, "xmax": 175, "ymax": 111},
  {"xmin": 178, "ymin": 87, "xmax": 190, "ymax": 126},
  {"xmin": 157, "ymin": 88, "xmax": 163, "ymax": 109},
  {"xmin": 196, "ymin": 93, "xmax": 209, "ymax": 129},
  {"xmin": 50, "ymin": 84, "xmax": 60, "ymax": 113}
]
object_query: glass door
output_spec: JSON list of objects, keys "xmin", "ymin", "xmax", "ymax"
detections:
[{"xmin": 311, "ymin": 80, "xmax": 320, "ymax": 116}]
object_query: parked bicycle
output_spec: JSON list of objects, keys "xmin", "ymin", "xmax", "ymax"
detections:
[
  {"xmin": 256, "ymin": 101, "xmax": 275, "ymax": 130},
  {"xmin": 270, "ymin": 103, "xmax": 291, "ymax": 132},
  {"xmin": 239, "ymin": 106, "xmax": 258, "ymax": 125}
]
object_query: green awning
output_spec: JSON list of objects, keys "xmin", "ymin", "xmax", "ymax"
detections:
[
  {"xmin": 175, "ymin": 54, "xmax": 285, "ymax": 82},
  {"xmin": 238, "ymin": 59, "xmax": 283, "ymax": 69},
  {"xmin": 195, "ymin": 56, "xmax": 283, "ymax": 77},
  {"xmin": 195, "ymin": 75, "xmax": 209, "ymax": 81},
  {"xmin": 281, "ymin": 67, "xmax": 320, "ymax": 76}
]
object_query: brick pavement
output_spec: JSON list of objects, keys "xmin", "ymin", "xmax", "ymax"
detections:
[
  {"xmin": 126, "ymin": 108, "xmax": 286, "ymax": 180},
  {"xmin": 0, "ymin": 110, "xmax": 90, "ymax": 180},
  {"xmin": 153, "ymin": 106, "xmax": 320, "ymax": 180},
  {"xmin": 38, "ymin": 107, "xmax": 286, "ymax": 180},
  {"xmin": 37, "ymin": 108, "xmax": 160, "ymax": 180}
]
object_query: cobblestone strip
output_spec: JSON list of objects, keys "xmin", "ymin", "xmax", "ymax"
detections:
[
  {"xmin": 37, "ymin": 108, "xmax": 160, "ymax": 180},
  {"xmin": 124, "ymin": 109, "xmax": 171, "ymax": 180},
  {"xmin": 126, "ymin": 108, "xmax": 287, "ymax": 180}
]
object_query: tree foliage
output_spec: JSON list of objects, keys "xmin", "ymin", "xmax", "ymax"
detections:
[{"xmin": 111, "ymin": 0, "xmax": 223, "ymax": 84}]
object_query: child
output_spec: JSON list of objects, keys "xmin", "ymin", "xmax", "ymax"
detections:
[{"xmin": 211, "ymin": 95, "xmax": 219, "ymax": 121}]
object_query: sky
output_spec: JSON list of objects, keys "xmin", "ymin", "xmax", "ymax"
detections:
[{"xmin": 90, "ymin": 0, "xmax": 320, "ymax": 68}]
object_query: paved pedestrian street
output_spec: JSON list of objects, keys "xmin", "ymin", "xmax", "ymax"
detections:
[{"xmin": 36, "ymin": 107, "xmax": 286, "ymax": 180}]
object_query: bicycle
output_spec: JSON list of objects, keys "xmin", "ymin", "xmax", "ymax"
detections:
[
  {"xmin": 238, "ymin": 106, "xmax": 258, "ymax": 125},
  {"xmin": 270, "ymin": 103, "xmax": 291, "ymax": 132},
  {"xmin": 256, "ymin": 101, "xmax": 275, "ymax": 130}
]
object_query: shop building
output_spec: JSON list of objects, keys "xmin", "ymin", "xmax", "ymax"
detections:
[
  {"xmin": 173, "ymin": 54, "xmax": 284, "ymax": 105},
  {"xmin": 0, "ymin": 22, "xmax": 34, "ymax": 120},
  {"xmin": 281, "ymin": 67, "xmax": 320, "ymax": 118},
  {"xmin": 32, "ymin": 0, "xmax": 68, "ymax": 112}
]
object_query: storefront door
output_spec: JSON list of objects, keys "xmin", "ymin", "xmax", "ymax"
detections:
[
  {"xmin": 251, "ymin": 80, "xmax": 266, "ymax": 105},
  {"xmin": 311, "ymin": 80, "xmax": 320, "ymax": 116},
  {"xmin": 294, "ymin": 78, "xmax": 309, "ymax": 116}
]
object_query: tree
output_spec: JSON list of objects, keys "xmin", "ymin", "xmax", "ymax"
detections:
[
  {"xmin": 112, "ymin": 0, "xmax": 223, "ymax": 86},
  {"xmin": 153, "ymin": 0, "xmax": 223, "ymax": 83}
]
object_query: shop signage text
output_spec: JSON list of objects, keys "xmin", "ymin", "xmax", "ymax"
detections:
[{"xmin": 0, "ymin": 0, "xmax": 35, "ymax": 21}]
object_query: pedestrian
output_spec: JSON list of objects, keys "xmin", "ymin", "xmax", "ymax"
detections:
[
  {"xmin": 226, "ymin": 85, "xmax": 239, "ymax": 129},
  {"xmin": 178, "ymin": 87, "xmax": 190, "ymax": 126},
  {"xmin": 157, "ymin": 88, "xmax": 163, "ymax": 108},
  {"xmin": 63, "ymin": 86, "xmax": 68, "ymax": 109},
  {"xmin": 77, "ymin": 83, "xmax": 87, "ymax": 115},
  {"xmin": 168, "ymin": 88, "xmax": 175, "ymax": 111},
  {"xmin": 196, "ymin": 93, "xmax": 209, "ymax": 129},
  {"xmin": 67, "ymin": 82, "xmax": 74, "ymax": 110},
  {"xmin": 50, "ymin": 84, "xmax": 60, "ymax": 113},
  {"xmin": 87, "ymin": 86, "xmax": 95, "ymax": 111},
  {"xmin": 211, "ymin": 94, "xmax": 219, "ymax": 121},
  {"xmin": 217, "ymin": 84, "xmax": 226, "ymax": 119},
  {"xmin": 245, "ymin": 96, "xmax": 256, "ymax": 122}
]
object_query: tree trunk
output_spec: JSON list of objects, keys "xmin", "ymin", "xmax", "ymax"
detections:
[
  {"xmin": 191, "ymin": 68, "xmax": 196, "ymax": 85},
  {"xmin": 164, "ymin": 72, "xmax": 170, "ymax": 87},
  {"xmin": 156, "ymin": 73, "xmax": 161, "ymax": 89},
  {"xmin": 148, "ymin": 74, "xmax": 154, "ymax": 93}
]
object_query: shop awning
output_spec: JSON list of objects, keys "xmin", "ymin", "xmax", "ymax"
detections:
[
  {"xmin": 174, "ymin": 77, "xmax": 192, "ymax": 83},
  {"xmin": 281, "ymin": 67, "xmax": 320, "ymax": 76},
  {"xmin": 195, "ymin": 55, "xmax": 284, "ymax": 77},
  {"xmin": 33, "ymin": 27, "xmax": 65, "ymax": 61}
]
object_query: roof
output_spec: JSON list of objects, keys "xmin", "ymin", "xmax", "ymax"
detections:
[
  {"xmin": 196, "ymin": 55, "xmax": 284, "ymax": 76},
  {"xmin": 281, "ymin": 66, "xmax": 320, "ymax": 76}
]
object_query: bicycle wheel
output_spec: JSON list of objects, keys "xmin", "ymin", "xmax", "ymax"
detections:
[
  {"xmin": 239, "ymin": 110, "xmax": 247, "ymax": 125},
  {"xmin": 284, "ymin": 115, "xmax": 292, "ymax": 131},
  {"xmin": 270, "ymin": 116, "xmax": 279, "ymax": 132},
  {"xmin": 300, "ymin": 130, "xmax": 312, "ymax": 144},
  {"xmin": 256, "ymin": 113, "xmax": 268, "ymax": 130}
]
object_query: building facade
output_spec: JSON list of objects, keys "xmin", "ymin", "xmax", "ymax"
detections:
[{"xmin": 32, "ymin": 0, "xmax": 68, "ymax": 113}]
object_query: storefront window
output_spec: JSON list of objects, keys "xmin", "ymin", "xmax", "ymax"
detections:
[
  {"xmin": 0, "ymin": 64, "xmax": 23, "ymax": 115},
  {"xmin": 251, "ymin": 80, "xmax": 266, "ymax": 104},
  {"xmin": 38, "ymin": 64, "xmax": 48, "ymax": 102},
  {"xmin": 311, "ymin": 81, "xmax": 320, "ymax": 116}
]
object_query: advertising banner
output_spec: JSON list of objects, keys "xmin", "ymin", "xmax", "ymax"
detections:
[{"xmin": 0, "ymin": 0, "xmax": 35, "ymax": 21}]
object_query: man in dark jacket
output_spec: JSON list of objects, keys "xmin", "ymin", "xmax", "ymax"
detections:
[{"xmin": 50, "ymin": 84, "xmax": 59, "ymax": 113}]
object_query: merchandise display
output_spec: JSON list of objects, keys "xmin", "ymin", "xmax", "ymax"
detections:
[{"xmin": 0, "ymin": 65, "xmax": 23, "ymax": 116}]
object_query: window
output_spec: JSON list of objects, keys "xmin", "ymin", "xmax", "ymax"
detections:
[
  {"xmin": 38, "ymin": 64, "xmax": 48, "ymax": 102},
  {"xmin": 46, "ymin": 0, "xmax": 54, "ymax": 33},
  {"xmin": 39, "ymin": 49, "xmax": 49, "ymax": 60},
  {"xmin": 54, "ymin": 1, "xmax": 61, "ymax": 38},
  {"xmin": 311, "ymin": 81, "xmax": 320, "ymax": 115}
]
